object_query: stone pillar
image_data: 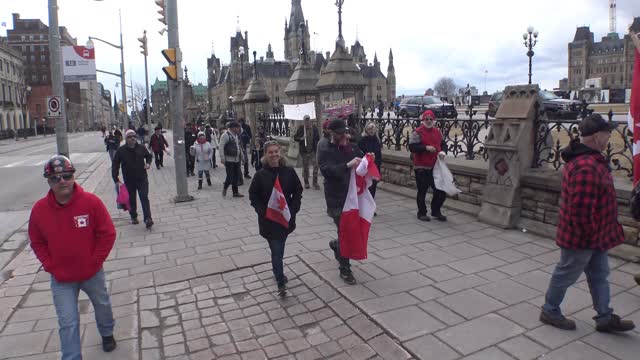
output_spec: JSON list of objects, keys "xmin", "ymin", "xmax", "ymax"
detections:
[
  {"xmin": 243, "ymin": 66, "xmax": 270, "ymax": 148},
  {"xmin": 232, "ymin": 85, "xmax": 247, "ymax": 120},
  {"xmin": 478, "ymin": 85, "xmax": 541, "ymax": 228}
]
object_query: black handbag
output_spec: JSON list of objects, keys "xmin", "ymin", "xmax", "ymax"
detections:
[{"xmin": 223, "ymin": 134, "xmax": 238, "ymax": 158}]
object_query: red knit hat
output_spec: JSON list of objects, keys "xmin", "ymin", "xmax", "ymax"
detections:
[
  {"xmin": 421, "ymin": 110, "xmax": 435, "ymax": 120},
  {"xmin": 322, "ymin": 119, "xmax": 331, "ymax": 129}
]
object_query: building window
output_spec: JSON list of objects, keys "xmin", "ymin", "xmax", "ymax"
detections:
[
  {"xmin": 21, "ymin": 45, "xmax": 26, "ymax": 52},
  {"xmin": 40, "ymin": 45, "xmax": 45, "ymax": 52},
  {"xmin": 30, "ymin": 45, "xmax": 34, "ymax": 52},
  {"xmin": 39, "ymin": 35, "xmax": 45, "ymax": 41},
  {"xmin": 30, "ymin": 55, "xmax": 35, "ymax": 63},
  {"xmin": 40, "ymin": 55, "xmax": 45, "ymax": 62},
  {"xmin": 29, "ymin": 35, "xmax": 34, "ymax": 41},
  {"xmin": 42, "ymin": 75, "xmax": 47, "ymax": 82},
  {"xmin": 21, "ymin": 35, "xmax": 25, "ymax": 41},
  {"xmin": 36, "ymin": 103, "xmax": 41, "ymax": 114}
]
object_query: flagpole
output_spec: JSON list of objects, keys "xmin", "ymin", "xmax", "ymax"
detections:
[{"xmin": 303, "ymin": 122, "xmax": 308, "ymax": 148}]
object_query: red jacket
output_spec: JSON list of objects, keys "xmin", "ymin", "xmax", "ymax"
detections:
[
  {"xmin": 28, "ymin": 184, "xmax": 116, "ymax": 282},
  {"xmin": 556, "ymin": 141, "xmax": 624, "ymax": 251},
  {"xmin": 409, "ymin": 125, "xmax": 442, "ymax": 168}
]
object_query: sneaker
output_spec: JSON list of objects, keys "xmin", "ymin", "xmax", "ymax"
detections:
[
  {"xmin": 329, "ymin": 240, "xmax": 339, "ymax": 261},
  {"xmin": 102, "ymin": 336, "xmax": 117, "ymax": 352},
  {"xmin": 539, "ymin": 311, "xmax": 576, "ymax": 330},
  {"xmin": 596, "ymin": 314, "xmax": 636, "ymax": 333},
  {"xmin": 222, "ymin": 187, "xmax": 227, "ymax": 197},
  {"xmin": 277, "ymin": 284, "xmax": 288, "ymax": 297},
  {"xmin": 233, "ymin": 193, "xmax": 244, "ymax": 198},
  {"xmin": 305, "ymin": 184, "xmax": 310, "ymax": 189},
  {"xmin": 433, "ymin": 214, "xmax": 447, "ymax": 222},
  {"xmin": 145, "ymin": 219, "xmax": 154, "ymax": 229},
  {"xmin": 340, "ymin": 270, "xmax": 356, "ymax": 285},
  {"xmin": 131, "ymin": 218, "xmax": 139, "ymax": 225},
  {"xmin": 244, "ymin": 174, "xmax": 252, "ymax": 179},
  {"xmin": 417, "ymin": 214, "xmax": 431, "ymax": 222}
]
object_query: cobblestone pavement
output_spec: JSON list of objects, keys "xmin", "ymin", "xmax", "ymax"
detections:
[{"xmin": 0, "ymin": 143, "xmax": 639, "ymax": 359}]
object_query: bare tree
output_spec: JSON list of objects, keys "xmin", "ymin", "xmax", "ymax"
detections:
[
  {"xmin": 433, "ymin": 77, "xmax": 457, "ymax": 98},
  {"xmin": 132, "ymin": 82, "xmax": 146, "ymax": 112}
]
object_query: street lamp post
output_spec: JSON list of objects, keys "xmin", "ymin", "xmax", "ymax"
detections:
[
  {"xmin": 21, "ymin": 85, "xmax": 31, "ymax": 139},
  {"xmin": 522, "ymin": 26, "xmax": 539, "ymax": 85},
  {"xmin": 87, "ymin": 9, "xmax": 127, "ymax": 129}
]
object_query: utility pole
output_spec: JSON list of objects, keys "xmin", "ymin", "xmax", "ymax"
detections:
[
  {"xmin": 119, "ymin": 10, "xmax": 127, "ymax": 130},
  {"xmin": 48, "ymin": 0, "xmax": 69, "ymax": 156},
  {"xmin": 158, "ymin": 0, "xmax": 191, "ymax": 202},
  {"xmin": 139, "ymin": 30, "xmax": 151, "ymax": 130}
]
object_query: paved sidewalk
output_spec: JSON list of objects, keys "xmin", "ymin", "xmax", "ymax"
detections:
[{"xmin": 0, "ymin": 151, "xmax": 639, "ymax": 359}]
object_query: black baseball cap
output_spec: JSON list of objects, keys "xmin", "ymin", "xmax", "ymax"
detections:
[
  {"xmin": 578, "ymin": 113, "xmax": 615, "ymax": 136},
  {"xmin": 328, "ymin": 119, "xmax": 348, "ymax": 134}
]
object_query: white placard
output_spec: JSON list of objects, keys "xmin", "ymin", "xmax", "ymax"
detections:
[
  {"xmin": 63, "ymin": 46, "xmax": 97, "ymax": 82},
  {"xmin": 283, "ymin": 102, "xmax": 316, "ymax": 120}
]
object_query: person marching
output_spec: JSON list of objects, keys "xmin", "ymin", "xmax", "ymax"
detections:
[
  {"xmin": 249, "ymin": 141, "xmax": 303, "ymax": 296},
  {"xmin": 149, "ymin": 125, "xmax": 169, "ymax": 169},
  {"xmin": 104, "ymin": 130, "xmax": 119, "ymax": 161},
  {"xmin": 317, "ymin": 118, "xmax": 364, "ymax": 285},
  {"xmin": 219, "ymin": 121, "xmax": 244, "ymax": 197},
  {"xmin": 205, "ymin": 124, "xmax": 220, "ymax": 169},
  {"xmin": 29, "ymin": 155, "xmax": 117, "ymax": 359},
  {"xmin": 409, "ymin": 110, "xmax": 447, "ymax": 222},
  {"xmin": 293, "ymin": 115, "xmax": 321, "ymax": 190},
  {"xmin": 358, "ymin": 121, "xmax": 383, "ymax": 200},
  {"xmin": 190, "ymin": 131, "xmax": 214, "ymax": 190},
  {"xmin": 184, "ymin": 123, "xmax": 197, "ymax": 177},
  {"xmin": 112, "ymin": 129, "xmax": 154, "ymax": 228}
]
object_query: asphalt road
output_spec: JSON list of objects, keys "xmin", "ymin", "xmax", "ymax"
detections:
[{"xmin": 0, "ymin": 132, "xmax": 107, "ymax": 242}]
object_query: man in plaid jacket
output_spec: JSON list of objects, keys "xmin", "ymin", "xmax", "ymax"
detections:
[{"xmin": 540, "ymin": 114, "xmax": 635, "ymax": 333}]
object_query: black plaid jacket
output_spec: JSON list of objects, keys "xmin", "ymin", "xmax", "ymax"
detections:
[{"xmin": 556, "ymin": 141, "xmax": 624, "ymax": 251}]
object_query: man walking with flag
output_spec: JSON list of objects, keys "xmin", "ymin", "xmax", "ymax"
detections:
[
  {"xmin": 627, "ymin": 29, "xmax": 640, "ymax": 286},
  {"xmin": 317, "ymin": 119, "xmax": 365, "ymax": 284},
  {"xmin": 249, "ymin": 141, "xmax": 303, "ymax": 296}
]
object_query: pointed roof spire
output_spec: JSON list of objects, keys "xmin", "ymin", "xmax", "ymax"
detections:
[
  {"xmin": 236, "ymin": 16, "xmax": 241, "ymax": 33},
  {"xmin": 373, "ymin": 52, "xmax": 378, "ymax": 63},
  {"xmin": 211, "ymin": 41, "xmax": 215, "ymax": 55}
]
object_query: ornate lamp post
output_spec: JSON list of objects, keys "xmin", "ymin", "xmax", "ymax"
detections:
[
  {"xmin": 522, "ymin": 26, "xmax": 539, "ymax": 85},
  {"xmin": 238, "ymin": 46, "xmax": 245, "ymax": 85}
]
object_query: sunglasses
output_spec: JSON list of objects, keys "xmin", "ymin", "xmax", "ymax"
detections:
[
  {"xmin": 126, "ymin": 135, "xmax": 137, "ymax": 139},
  {"xmin": 49, "ymin": 173, "xmax": 73, "ymax": 183}
]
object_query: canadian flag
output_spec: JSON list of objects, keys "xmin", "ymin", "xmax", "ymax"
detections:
[
  {"xmin": 339, "ymin": 154, "xmax": 381, "ymax": 260},
  {"xmin": 628, "ymin": 43, "xmax": 640, "ymax": 185},
  {"xmin": 266, "ymin": 176, "xmax": 291, "ymax": 228}
]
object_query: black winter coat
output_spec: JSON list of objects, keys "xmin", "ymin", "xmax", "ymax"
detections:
[
  {"xmin": 249, "ymin": 165, "xmax": 303, "ymax": 241},
  {"xmin": 358, "ymin": 135, "xmax": 382, "ymax": 170},
  {"xmin": 112, "ymin": 144, "xmax": 152, "ymax": 183},
  {"xmin": 317, "ymin": 137, "xmax": 364, "ymax": 211}
]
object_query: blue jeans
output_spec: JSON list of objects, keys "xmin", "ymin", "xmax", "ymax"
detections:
[
  {"xmin": 542, "ymin": 248, "xmax": 613, "ymax": 325},
  {"xmin": 267, "ymin": 239, "xmax": 286, "ymax": 286},
  {"xmin": 51, "ymin": 269, "xmax": 115, "ymax": 360}
]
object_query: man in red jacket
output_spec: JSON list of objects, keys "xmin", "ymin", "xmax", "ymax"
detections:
[
  {"xmin": 540, "ymin": 114, "xmax": 635, "ymax": 333},
  {"xmin": 29, "ymin": 155, "xmax": 118, "ymax": 359},
  {"xmin": 409, "ymin": 110, "xmax": 447, "ymax": 221}
]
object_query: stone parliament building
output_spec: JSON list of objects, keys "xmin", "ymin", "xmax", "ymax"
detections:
[
  {"xmin": 567, "ymin": 16, "xmax": 640, "ymax": 92},
  {"xmin": 206, "ymin": 0, "xmax": 396, "ymax": 117}
]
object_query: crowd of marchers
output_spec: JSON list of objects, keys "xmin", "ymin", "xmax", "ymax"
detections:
[{"xmin": 23, "ymin": 110, "xmax": 640, "ymax": 359}]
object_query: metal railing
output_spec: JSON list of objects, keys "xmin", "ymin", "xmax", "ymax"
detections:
[{"xmin": 533, "ymin": 119, "xmax": 633, "ymax": 179}]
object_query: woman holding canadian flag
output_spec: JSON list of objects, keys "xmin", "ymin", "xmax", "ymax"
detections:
[{"xmin": 249, "ymin": 141, "xmax": 303, "ymax": 296}]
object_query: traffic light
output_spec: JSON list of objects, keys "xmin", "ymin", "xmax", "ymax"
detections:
[
  {"xmin": 155, "ymin": 0, "xmax": 167, "ymax": 25},
  {"xmin": 138, "ymin": 31, "xmax": 147, "ymax": 56},
  {"xmin": 162, "ymin": 48, "xmax": 178, "ymax": 81}
]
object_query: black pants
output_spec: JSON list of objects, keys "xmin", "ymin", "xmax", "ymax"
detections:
[
  {"xmin": 125, "ymin": 178, "xmax": 152, "ymax": 221},
  {"xmin": 211, "ymin": 148, "xmax": 217, "ymax": 168},
  {"xmin": 224, "ymin": 161, "xmax": 240, "ymax": 194},
  {"xmin": 414, "ymin": 168, "xmax": 446, "ymax": 216},
  {"xmin": 186, "ymin": 152, "xmax": 195, "ymax": 174},
  {"xmin": 328, "ymin": 209, "xmax": 351, "ymax": 271},
  {"xmin": 153, "ymin": 151, "xmax": 164, "ymax": 168},
  {"xmin": 369, "ymin": 180, "xmax": 378, "ymax": 199},
  {"xmin": 267, "ymin": 239, "xmax": 286, "ymax": 286},
  {"xmin": 241, "ymin": 144, "xmax": 250, "ymax": 176}
]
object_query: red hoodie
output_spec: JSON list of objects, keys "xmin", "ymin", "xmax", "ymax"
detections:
[
  {"xmin": 411, "ymin": 125, "xmax": 443, "ymax": 168},
  {"xmin": 28, "ymin": 184, "xmax": 116, "ymax": 282}
]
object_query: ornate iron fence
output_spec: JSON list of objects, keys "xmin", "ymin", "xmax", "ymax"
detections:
[
  {"xmin": 532, "ymin": 119, "xmax": 633, "ymax": 179},
  {"xmin": 259, "ymin": 113, "xmax": 291, "ymax": 138}
]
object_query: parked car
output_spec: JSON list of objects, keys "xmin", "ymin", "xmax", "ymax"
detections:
[
  {"xmin": 539, "ymin": 91, "xmax": 583, "ymax": 120},
  {"xmin": 484, "ymin": 90, "xmax": 584, "ymax": 120},
  {"xmin": 486, "ymin": 92, "xmax": 503, "ymax": 118},
  {"xmin": 398, "ymin": 96, "xmax": 458, "ymax": 119}
]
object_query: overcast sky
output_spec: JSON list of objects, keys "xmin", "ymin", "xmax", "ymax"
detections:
[{"xmin": 1, "ymin": 0, "xmax": 639, "ymax": 107}]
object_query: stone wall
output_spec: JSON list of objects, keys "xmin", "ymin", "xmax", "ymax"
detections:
[{"xmin": 380, "ymin": 151, "xmax": 639, "ymax": 247}]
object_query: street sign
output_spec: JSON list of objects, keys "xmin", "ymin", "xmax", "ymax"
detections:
[{"xmin": 47, "ymin": 96, "xmax": 62, "ymax": 117}]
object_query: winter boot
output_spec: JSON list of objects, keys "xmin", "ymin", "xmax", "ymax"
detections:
[
  {"xmin": 198, "ymin": 180, "xmax": 203, "ymax": 190},
  {"xmin": 206, "ymin": 176, "xmax": 212, "ymax": 186}
]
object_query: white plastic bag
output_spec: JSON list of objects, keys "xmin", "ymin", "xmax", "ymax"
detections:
[{"xmin": 433, "ymin": 154, "xmax": 461, "ymax": 196}]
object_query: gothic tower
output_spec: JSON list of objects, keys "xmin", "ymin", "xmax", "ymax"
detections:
[
  {"xmin": 386, "ymin": 48, "xmax": 396, "ymax": 103},
  {"xmin": 284, "ymin": 0, "xmax": 310, "ymax": 62}
]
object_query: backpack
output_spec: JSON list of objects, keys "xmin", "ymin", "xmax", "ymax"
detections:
[{"xmin": 223, "ymin": 133, "xmax": 238, "ymax": 158}]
